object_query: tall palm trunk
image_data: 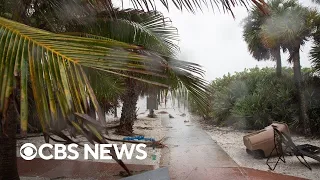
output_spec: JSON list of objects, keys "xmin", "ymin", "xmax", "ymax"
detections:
[
  {"xmin": 0, "ymin": 96, "xmax": 19, "ymax": 180},
  {"xmin": 119, "ymin": 79, "xmax": 139, "ymax": 134},
  {"xmin": 291, "ymin": 48, "xmax": 311, "ymax": 135},
  {"xmin": 271, "ymin": 46, "xmax": 282, "ymax": 77}
]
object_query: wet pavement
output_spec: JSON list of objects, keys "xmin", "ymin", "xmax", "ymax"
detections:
[
  {"xmin": 18, "ymin": 157, "xmax": 155, "ymax": 179},
  {"xmin": 159, "ymin": 110, "xmax": 306, "ymax": 180}
]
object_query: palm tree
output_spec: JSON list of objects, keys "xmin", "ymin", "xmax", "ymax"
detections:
[
  {"xmin": 260, "ymin": 0, "xmax": 318, "ymax": 135},
  {"xmin": 243, "ymin": 0, "xmax": 298, "ymax": 77},
  {"xmin": 62, "ymin": 8, "xmax": 180, "ymax": 134},
  {"xmin": 64, "ymin": 8, "xmax": 210, "ymax": 134}
]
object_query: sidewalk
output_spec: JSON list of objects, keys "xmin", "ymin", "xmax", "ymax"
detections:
[{"xmin": 159, "ymin": 108, "xmax": 306, "ymax": 180}]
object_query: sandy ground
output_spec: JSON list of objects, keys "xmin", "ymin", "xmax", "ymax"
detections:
[
  {"xmin": 18, "ymin": 116, "xmax": 163, "ymax": 180},
  {"xmin": 196, "ymin": 118, "xmax": 320, "ymax": 180},
  {"xmin": 17, "ymin": 97, "xmax": 165, "ymax": 168},
  {"xmin": 17, "ymin": 116, "xmax": 163, "ymax": 166}
]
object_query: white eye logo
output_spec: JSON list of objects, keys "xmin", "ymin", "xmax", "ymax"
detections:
[{"xmin": 20, "ymin": 143, "xmax": 37, "ymax": 160}]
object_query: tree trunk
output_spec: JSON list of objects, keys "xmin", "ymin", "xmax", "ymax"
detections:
[
  {"xmin": 272, "ymin": 46, "xmax": 282, "ymax": 77},
  {"xmin": 0, "ymin": 2, "xmax": 27, "ymax": 179},
  {"xmin": 0, "ymin": 96, "xmax": 20, "ymax": 180},
  {"xmin": 148, "ymin": 109, "xmax": 155, "ymax": 118},
  {"xmin": 114, "ymin": 105, "xmax": 118, "ymax": 118},
  {"xmin": 119, "ymin": 79, "xmax": 139, "ymax": 134},
  {"xmin": 291, "ymin": 49, "xmax": 311, "ymax": 135}
]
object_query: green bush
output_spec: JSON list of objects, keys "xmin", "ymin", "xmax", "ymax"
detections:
[
  {"xmin": 190, "ymin": 67, "xmax": 320, "ymax": 134},
  {"xmin": 304, "ymin": 72, "xmax": 320, "ymax": 135},
  {"xmin": 232, "ymin": 70, "xmax": 296, "ymax": 129}
]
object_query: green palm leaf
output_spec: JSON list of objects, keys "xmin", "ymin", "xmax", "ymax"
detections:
[
  {"xmin": 126, "ymin": 0, "xmax": 266, "ymax": 16},
  {"xmin": 1, "ymin": 0, "xmax": 268, "ymax": 32},
  {"xmin": 66, "ymin": 30, "xmax": 209, "ymax": 114},
  {"xmin": 65, "ymin": 8, "xmax": 179, "ymax": 56},
  {"xmin": 258, "ymin": 0, "xmax": 317, "ymax": 51},
  {"xmin": 0, "ymin": 16, "xmax": 181, "ymax": 174},
  {"xmin": 166, "ymin": 58, "xmax": 209, "ymax": 113},
  {"xmin": 67, "ymin": 8, "xmax": 208, "ymax": 112},
  {"xmin": 243, "ymin": 6, "xmax": 271, "ymax": 61},
  {"xmin": 0, "ymin": 16, "xmax": 170, "ymax": 134}
]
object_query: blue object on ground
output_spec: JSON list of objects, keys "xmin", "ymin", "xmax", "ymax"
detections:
[
  {"xmin": 144, "ymin": 138, "xmax": 155, "ymax": 142},
  {"xmin": 123, "ymin": 136, "xmax": 155, "ymax": 142}
]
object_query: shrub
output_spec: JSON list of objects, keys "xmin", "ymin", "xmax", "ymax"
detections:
[
  {"xmin": 190, "ymin": 67, "xmax": 320, "ymax": 134},
  {"xmin": 232, "ymin": 71, "xmax": 296, "ymax": 129}
]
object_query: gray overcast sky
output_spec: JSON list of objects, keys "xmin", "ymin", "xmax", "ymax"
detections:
[{"xmin": 115, "ymin": 0, "xmax": 318, "ymax": 81}]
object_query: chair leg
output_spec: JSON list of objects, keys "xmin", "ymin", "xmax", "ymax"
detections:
[
  {"xmin": 266, "ymin": 128, "xmax": 286, "ymax": 170},
  {"xmin": 280, "ymin": 131, "xmax": 313, "ymax": 170},
  {"xmin": 296, "ymin": 155, "xmax": 312, "ymax": 170}
]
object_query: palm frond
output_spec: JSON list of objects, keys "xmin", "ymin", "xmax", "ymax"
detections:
[
  {"xmin": 242, "ymin": 2, "xmax": 274, "ymax": 61},
  {"xmin": 310, "ymin": 11, "xmax": 320, "ymax": 72},
  {"xmin": 36, "ymin": 0, "xmax": 114, "ymax": 23},
  {"xmin": 260, "ymin": 2, "xmax": 317, "ymax": 52},
  {"xmin": 65, "ymin": 9, "xmax": 179, "ymax": 56},
  {"xmin": 126, "ymin": 0, "xmax": 267, "ymax": 17},
  {"xmin": 243, "ymin": 16, "xmax": 271, "ymax": 61},
  {"xmin": 62, "ymin": 9, "xmax": 181, "ymax": 109},
  {"xmin": 1, "ymin": 0, "xmax": 268, "ymax": 32},
  {"xmin": 161, "ymin": 55, "xmax": 209, "ymax": 113},
  {"xmin": 0, "ymin": 16, "xmax": 170, "ymax": 135},
  {"xmin": 85, "ymin": 67, "xmax": 125, "ymax": 104},
  {"xmin": 0, "ymin": 16, "xmax": 185, "ymax": 174},
  {"xmin": 310, "ymin": 44, "xmax": 320, "ymax": 72}
]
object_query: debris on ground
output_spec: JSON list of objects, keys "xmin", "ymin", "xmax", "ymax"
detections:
[
  {"xmin": 157, "ymin": 111, "xmax": 168, "ymax": 114},
  {"xmin": 109, "ymin": 136, "xmax": 167, "ymax": 149},
  {"xmin": 136, "ymin": 126, "xmax": 153, "ymax": 130},
  {"xmin": 123, "ymin": 135, "xmax": 155, "ymax": 142},
  {"xmin": 169, "ymin": 114, "xmax": 174, "ymax": 118}
]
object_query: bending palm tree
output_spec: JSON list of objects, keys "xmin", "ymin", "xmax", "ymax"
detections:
[
  {"xmin": 260, "ymin": 0, "xmax": 318, "ymax": 135},
  {"xmin": 65, "ymin": 9, "xmax": 209, "ymax": 134},
  {"xmin": 64, "ymin": 8, "xmax": 179, "ymax": 133}
]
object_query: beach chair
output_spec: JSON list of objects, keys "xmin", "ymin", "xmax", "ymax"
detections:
[{"xmin": 266, "ymin": 125, "xmax": 320, "ymax": 170}]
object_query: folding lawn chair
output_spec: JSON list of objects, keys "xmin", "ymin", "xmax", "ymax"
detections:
[{"xmin": 266, "ymin": 125, "xmax": 320, "ymax": 171}]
